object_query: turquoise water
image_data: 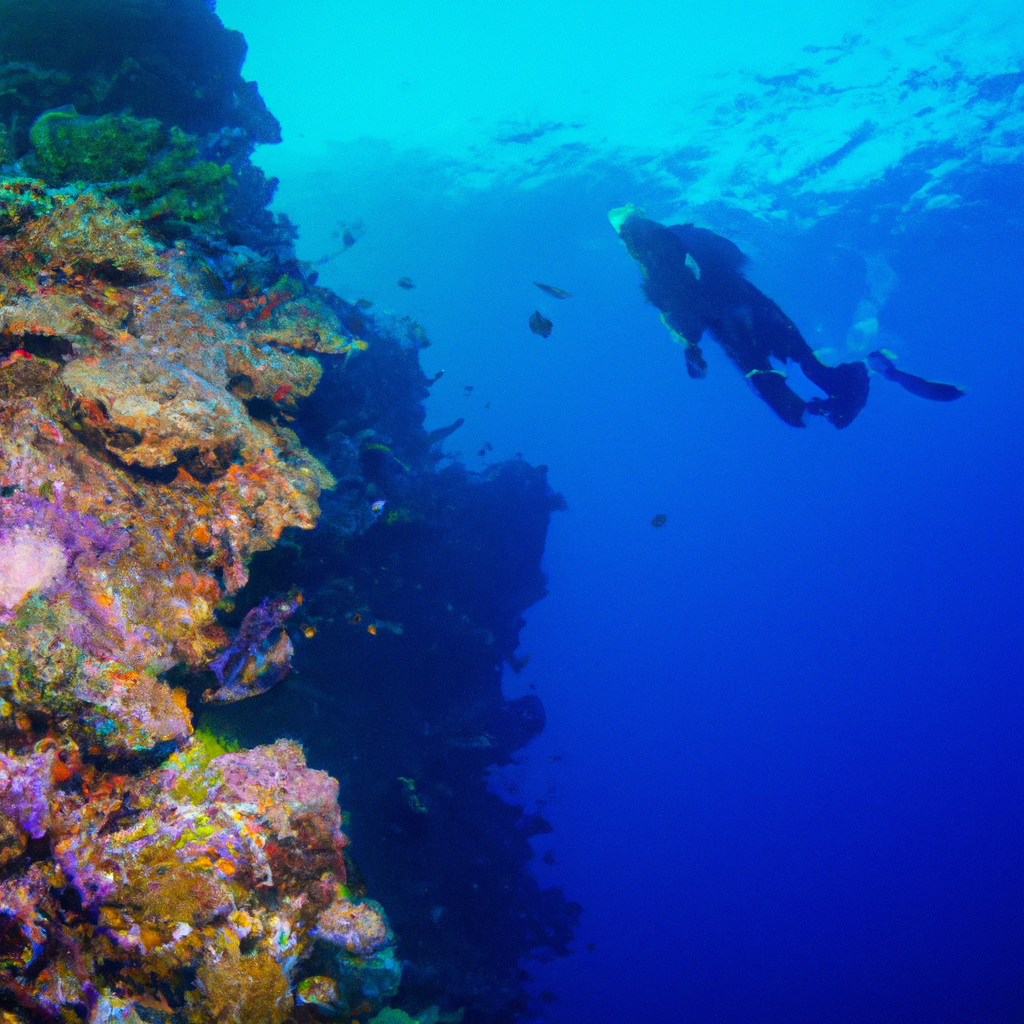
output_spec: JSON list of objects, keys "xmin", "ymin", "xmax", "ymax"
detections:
[{"xmin": 219, "ymin": 2, "xmax": 1024, "ymax": 1021}]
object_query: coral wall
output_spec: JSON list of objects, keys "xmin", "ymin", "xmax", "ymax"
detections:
[{"xmin": 0, "ymin": 3, "xmax": 576, "ymax": 1022}]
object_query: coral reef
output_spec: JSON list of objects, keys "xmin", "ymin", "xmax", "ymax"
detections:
[
  {"xmin": 28, "ymin": 111, "xmax": 233, "ymax": 232},
  {"xmin": 0, "ymin": 173, "xmax": 402, "ymax": 1013},
  {"xmin": 0, "ymin": 11, "xmax": 396, "ymax": 1015},
  {"xmin": 0, "ymin": 3, "xmax": 577, "ymax": 1023},
  {"xmin": 209, "ymin": 322, "xmax": 580, "ymax": 1023}
]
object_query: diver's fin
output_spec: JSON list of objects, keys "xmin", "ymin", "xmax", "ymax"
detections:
[
  {"xmin": 745, "ymin": 369, "xmax": 807, "ymax": 427},
  {"xmin": 868, "ymin": 350, "xmax": 965, "ymax": 402}
]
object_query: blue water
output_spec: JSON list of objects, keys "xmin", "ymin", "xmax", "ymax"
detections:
[{"xmin": 218, "ymin": 3, "xmax": 1024, "ymax": 1020}]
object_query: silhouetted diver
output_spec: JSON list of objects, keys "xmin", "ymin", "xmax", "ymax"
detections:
[{"xmin": 611, "ymin": 208, "xmax": 963, "ymax": 428}]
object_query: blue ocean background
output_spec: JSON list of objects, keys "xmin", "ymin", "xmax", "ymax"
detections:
[{"xmin": 217, "ymin": 2, "xmax": 1024, "ymax": 1020}]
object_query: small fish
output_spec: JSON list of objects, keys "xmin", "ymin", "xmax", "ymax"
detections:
[
  {"xmin": 508, "ymin": 651, "xmax": 532, "ymax": 673},
  {"xmin": 350, "ymin": 613, "xmax": 362, "ymax": 624},
  {"xmin": 397, "ymin": 276, "xmax": 416, "ymax": 290},
  {"xmin": 484, "ymin": 401, "xmax": 491, "ymax": 409},
  {"xmin": 272, "ymin": 383, "xmax": 293, "ymax": 403},
  {"xmin": 463, "ymin": 385, "xmax": 474, "ymax": 396},
  {"xmin": 529, "ymin": 311, "xmax": 553, "ymax": 337},
  {"xmin": 367, "ymin": 623, "xmax": 377, "ymax": 635},
  {"xmin": 342, "ymin": 229, "xmax": 357, "ymax": 248},
  {"xmin": 355, "ymin": 298, "xmax": 373, "ymax": 310},
  {"xmin": 534, "ymin": 281, "xmax": 573, "ymax": 299},
  {"xmin": 477, "ymin": 442, "xmax": 493, "ymax": 457},
  {"xmin": 370, "ymin": 499, "xmax": 387, "ymax": 516},
  {"xmin": 302, "ymin": 625, "xmax": 317, "ymax": 639},
  {"xmin": 651, "ymin": 514, "xmax": 668, "ymax": 528}
]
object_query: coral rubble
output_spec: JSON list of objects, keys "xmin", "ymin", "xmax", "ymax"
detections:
[{"xmin": 0, "ymin": 2, "xmax": 576, "ymax": 1022}]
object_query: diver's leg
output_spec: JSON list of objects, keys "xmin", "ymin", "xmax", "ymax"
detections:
[
  {"xmin": 799, "ymin": 353, "xmax": 870, "ymax": 429},
  {"xmin": 742, "ymin": 286, "xmax": 869, "ymax": 429},
  {"xmin": 713, "ymin": 317, "xmax": 809, "ymax": 427},
  {"xmin": 744, "ymin": 368, "xmax": 808, "ymax": 427}
]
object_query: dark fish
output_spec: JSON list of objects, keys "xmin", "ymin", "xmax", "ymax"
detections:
[
  {"xmin": 463, "ymin": 385, "xmax": 474, "ymax": 395},
  {"xmin": 529, "ymin": 311, "xmax": 553, "ymax": 337},
  {"xmin": 355, "ymin": 298, "xmax": 373, "ymax": 310},
  {"xmin": 314, "ymin": 249, "xmax": 348, "ymax": 267},
  {"xmin": 534, "ymin": 281, "xmax": 573, "ymax": 299},
  {"xmin": 424, "ymin": 417, "xmax": 464, "ymax": 446},
  {"xmin": 868, "ymin": 350, "xmax": 965, "ymax": 402},
  {"xmin": 541, "ymin": 850, "xmax": 555, "ymax": 865},
  {"xmin": 342, "ymin": 229, "xmax": 357, "ymax": 248},
  {"xmin": 397, "ymin": 276, "xmax": 416, "ymax": 290},
  {"xmin": 651, "ymin": 513, "xmax": 667, "ymax": 528}
]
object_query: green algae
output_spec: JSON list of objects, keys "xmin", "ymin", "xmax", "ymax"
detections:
[
  {"xmin": 126, "ymin": 126, "xmax": 232, "ymax": 228},
  {"xmin": 0, "ymin": 177, "xmax": 53, "ymax": 233},
  {"xmin": 194, "ymin": 724, "xmax": 241, "ymax": 760},
  {"xmin": 30, "ymin": 109, "xmax": 166, "ymax": 184},
  {"xmin": 27, "ymin": 110, "xmax": 232, "ymax": 229}
]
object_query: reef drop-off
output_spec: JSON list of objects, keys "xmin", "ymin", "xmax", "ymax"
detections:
[{"xmin": 0, "ymin": 2, "xmax": 577, "ymax": 1023}]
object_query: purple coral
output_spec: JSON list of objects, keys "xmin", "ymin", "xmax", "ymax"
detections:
[
  {"xmin": 0, "ymin": 495, "xmax": 126, "ymax": 568},
  {"xmin": 0, "ymin": 495, "xmax": 127, "ymax": 603},
  {"xmin": 0, "ymin": 749, "xmax": 55, "ymax": 839},
  {"xmin": 0, "ymin": 495, "xmax": 132, "ymax": 657},
  {"xmin": 203, "ymin": 591, "xmax": 301, "ymax": 702}
]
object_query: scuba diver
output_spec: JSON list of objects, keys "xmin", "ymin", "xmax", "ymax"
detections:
[{"xmin": 611, "ymin": 207, "xmax": 964, "ymax": 428}]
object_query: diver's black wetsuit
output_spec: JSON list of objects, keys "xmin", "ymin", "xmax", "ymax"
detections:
[{"xmin": 616, "ymin": 212, "xmax": 870, "ymax": 428}]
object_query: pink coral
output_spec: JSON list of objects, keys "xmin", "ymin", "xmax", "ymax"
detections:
[{"xmin": 0, "ymin": 525, "xmax": 66, "ymax": 610}]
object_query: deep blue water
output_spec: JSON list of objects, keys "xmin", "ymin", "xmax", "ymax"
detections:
[{"xmin": 217, "ymin": 3, "xmax": 1024, "ymax": 1019}]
